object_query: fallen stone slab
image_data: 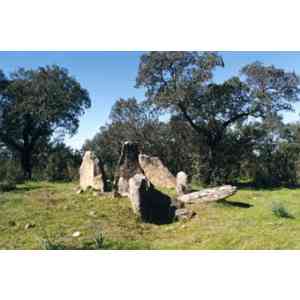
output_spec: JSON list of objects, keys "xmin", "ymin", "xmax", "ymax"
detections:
[{"xmin": 177, "ymin": 185, "xmax": 237, "ymax": 204}]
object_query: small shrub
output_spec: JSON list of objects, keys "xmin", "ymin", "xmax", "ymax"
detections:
[
  {"xmin": 94, "ymin": 232, "xmax": 105, "ymax": 249},
  {"xmin": 40, "ymin": 238, "xmax": 66, "ymax": 250},
  {"xmin": 0, "ymin": 180, "xmax": 16, "ymax": 192},
  {"xmin": 272, "ymin": 202, "xmax": 294, "ymax": 219}
]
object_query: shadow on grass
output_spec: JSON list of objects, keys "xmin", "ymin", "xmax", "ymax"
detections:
[
  {"xmin": 139, "ymin": 186, "xmax": 179, "ymax": 225},
  {"xmin": 14, "ymin": 186, "xmax": 44, "ymax": 193},
  {"xmin": 14, "ymin": 183, "xmax": 56, "ymax": 193},
  {"xmin": 218, "ymin": 199, "xmax": 253, "ymax": 209}
]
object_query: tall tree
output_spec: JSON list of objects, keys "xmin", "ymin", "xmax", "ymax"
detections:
[
  {"xmin": 136, "ymin": 52, "xmax": 300, "ymax": 185},
  {"xmin": 0, "ymin": 65, "xmax": 91, "ymax": 179}
]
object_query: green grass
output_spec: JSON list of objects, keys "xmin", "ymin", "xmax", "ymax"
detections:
[{"xmin": 0, "ymin": 181, "xmax": 300, "ymax": 249}]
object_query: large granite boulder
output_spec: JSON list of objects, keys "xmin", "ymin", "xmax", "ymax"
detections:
[
  {"xmin": 177, "ymin": 185, "xmax": 237, "ymax": 204},
  {"xmin": 113, "ymin": 141, "xmax": 144, "ymax": 197},
  {"xmin": 176, "ymin": 171, "xmax": 189, "ymax": 196},
  {"xmin": 139, "ymin": 154, "xmax": 176, "ymax": 189},
  {"xmin": 79, "ymin": 151, "xmax": 107, "ymax": 192}
]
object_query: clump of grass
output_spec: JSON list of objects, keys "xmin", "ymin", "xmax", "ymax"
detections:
[
  {"xmin": 272, "ymin": 202, "xmax": 294, "ymax": 219},
  {"xmin": 94, "ymin": 232, "xmax": 105, "ymax": 249},
  {"xmin": 40, "ymin": 238, "xmax": 66, "ymax": 250}
]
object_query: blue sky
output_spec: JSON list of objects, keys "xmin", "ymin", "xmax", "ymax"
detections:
[{"xmin": 0, "ymin": 51, "xmax": 300, "ymax": 149}]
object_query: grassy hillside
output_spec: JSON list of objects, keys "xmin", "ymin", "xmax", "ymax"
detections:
[{"xmin": 0, "ymin": 181, "xmax": 299, "ymax": 249}]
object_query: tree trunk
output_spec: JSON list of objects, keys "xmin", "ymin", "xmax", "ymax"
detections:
[
  {"xmin": 199, "ymin": 142, "xmax": 222, "ymax": 186},
  {"xmin": 21, "ymin": 149, "xmax": 33, "ymax": 180}
]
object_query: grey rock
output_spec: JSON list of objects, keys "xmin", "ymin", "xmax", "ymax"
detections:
[
  {"xmin": 89, "ymin": 211, "xmax": 96, "ymax": 217},
  {"xmin": 79, "ymin": 151, "xmax": 107, "ymax": 192},
  {"xmin": 76, "ymin": 188, "xmax": 83, "ymax": 194},
  {"xmin": 129, "ymin": 174, "xmax": 150, "ymax": 216},
  {"xmin": 177, "ymin": 185, "xmax": 237, "ymax": 204},
  {"xmin": 175, "ymin": 208, "xmax": 196, "ymax": 221},
  {"xmin": 114, "ymin": 142, "xmax": 144, "ymax": 197},
  {"xmin": 139, "ymin": 154, "xmax": 176, "ymax": 189},
  {"xmin": 72, "ymin": 231, "xmax": 81, "ymax": 237},
  {"xmin": 176, "ymin": 171, "xmax": 189, "ymax": 196},
  {"xmin": 24, "ymin": 223, "xmax": 35, "ymax": 230}
]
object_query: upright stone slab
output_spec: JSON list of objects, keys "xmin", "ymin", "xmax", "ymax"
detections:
[
  {"xmin": 129, "ymin": 174, "xmax": 150, "ymax": 216},
  {"xmin": 139, "ymin": 154, "xmax": 176, "ymax": 189},
  {"xmin": 176, "ymin": 171, "xmax": 189, "ymax": 196},
  {"xmin": 114, "ymin": 141, "xmax": 144, "ymax": 197},
  {"xmin": 129, "ymin": 173, "xmax": 188, "ymax": 224},
  {"xmin": 79, "ymin": 151, "xmax": 106, "ymax": 192}
]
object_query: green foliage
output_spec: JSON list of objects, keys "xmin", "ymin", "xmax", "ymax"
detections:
[
  {"xmin": 1, "ymin": 53, "xmax": 300, "ymax": 189},
  {"xmin": 40, "ymin": 238, "xmax": 66, "ymax": 250},
  {"xmin": 44, "ymin": 143, "xmax": 81, "ymax": 182},
  {"xmin": 0, "ymin": 65, "xmax": 91, "ymax": 179},
  {"xmin": 272, "ymin": 202, "xmax": 294, "ymax": 219},
  {"xmin": 94, "ymin": 232, "xmax": 105, "ymax": 249},
  {"xmin": 253, "ymin": 144, "xmax": 299, "ymax": 187},
  {"xmin": 245, "ymin": 119, "xmax": 300, "ymax": 187},
  {"xmin": 0, "ymin": 142, "xmax": 81, "ymax": 183},
  {"xmin": 0, "ymin": 180, "xmax": 16, "ymax": 192},
  {"xmin": 83, "ymin": 97, "xmax": 199, "ymax": 180},
  {"xmin": 135, "ymin": 52, "xmax": 300, "ymax": 185},
  {"xmin": 0, "ymin": 151, "xmax": 23, "ymax": 184}
]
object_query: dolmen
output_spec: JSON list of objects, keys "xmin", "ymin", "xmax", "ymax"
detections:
[
  {"xmin": 79, "ymin": 151, "xmax": 107, "ymax": 192},
  {"xmin": 114, "ymin": 141, "xmax": 191, "ymax": 223},
  {"xmin": 79, "ymin": 142, "xmax": 237, "ymax": 224},
  {"xmin": 113, "ymin": 141, "xmax": 237, "ymax": 223}
]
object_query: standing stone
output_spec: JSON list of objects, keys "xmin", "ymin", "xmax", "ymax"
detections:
[
  {"xmin": 79, "ymin": 151, "xmax": 106, "ymax": 192},
  {"xmin": 176, "ymin": 171, "xmax": 189, "ymax": 196},
  {"xmin": 128, "ymin": 174, "xmax": 150, "ymax": 216},
  {"xmin": 139, "ymin": 154, "xmax": 176, "ymax": 189},
  {"xmin": 114, "ymin": 141, "xmax": 144, "ymax": 197}
]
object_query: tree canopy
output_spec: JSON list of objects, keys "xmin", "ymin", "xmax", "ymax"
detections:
[
  {"xmin": 136, "ymin": 52, "xmax": 300, "ymax": 185},
  {"xmin": 0, "ymin": 65, "xmax": 91, "ymax": 179}
]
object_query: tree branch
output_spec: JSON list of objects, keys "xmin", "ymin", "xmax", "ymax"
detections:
[
  {"xmin": 222, "ymin": 111, "xmax": 253, "ymax": 130},
  {"xmin": 177, "ymin": 102, "xmax": 203, "ymax": 135}
]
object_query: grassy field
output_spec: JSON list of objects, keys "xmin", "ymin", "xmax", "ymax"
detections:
[{"xmin": 0, "ymin": 181, "xmax": 300, "ymax": 249}]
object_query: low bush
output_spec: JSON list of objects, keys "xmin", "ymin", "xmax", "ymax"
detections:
[
  {"xmin": 0, "ymin": 180, "xmax": 16, "ymax": 192},
  {"xmin": 272, "ymin": 202, "xmax": 294, "ymax": 219}
]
